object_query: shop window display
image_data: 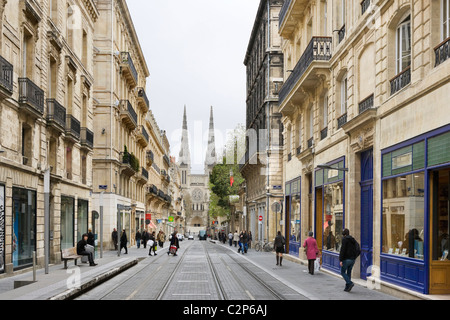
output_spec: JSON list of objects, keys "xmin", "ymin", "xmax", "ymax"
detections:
[
  {"xmin": 290, "ymin": 193, "xmax": 301, "ymax": 242},
  {"xmin": 382, "ymin": 172, "xmax": 425, "ymax": 260},
  {"xmin": 323, "ymin": 181, "xmax": 344, "ymax": 252}
]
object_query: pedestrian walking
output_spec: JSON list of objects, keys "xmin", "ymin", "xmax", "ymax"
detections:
[
  {"xmin": 274, "ymin": 231, "xmax": 286, "ymax": 266},
  {"xmin": 77, "ymin": 233, "xmax": 97, "ymax": 267},
  {"xmin": 148, "ymin": 231, "xmax": 157, "ymax": 256},
  {"xmin": 112, "ymin": 228, "xmax": 118, "ymax": 250},
  {"xmin": 158, "ymin": 231, "xmax": 165, "ymax": 248},
  {"xmin": 120, "ymin": 229, "xmax": 128, "ymax": 254},
  {"xmin": 168, "ymin": 231, "xmax": 180, "ymax": 256},
  {"xmin": 248, "ymin": 231, "xmax": 253, "ymax": 249},
  {"xmin": 303, "ymin": 231, "xmax": 319, "ymax": 274},
  {"xmin": 135, "ymin": 230, "xmax": 141, "ymax": 249},
  {"xmin": 339, "ymin": 229, "xmax": 360, "ymax": 292},
  {"xmin": 233, "ymin": 230, "xmax": 239, "ymax": 247},
  {"xmin": 142, "ymin": 230, "xmax": 148, "ymax": 249},
  {"xmin": 228, "ymin": 232, "xmax": 233, "ymax": 246}
]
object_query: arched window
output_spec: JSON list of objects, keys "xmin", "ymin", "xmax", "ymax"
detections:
[{"xmin": 396, "ymin": 15, "xmax": 411, "ymax": 73}]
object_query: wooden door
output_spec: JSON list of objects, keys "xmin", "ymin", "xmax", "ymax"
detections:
[{"xmin": 429, "ymin": 168, "xmax": 450, "ymax": 294}]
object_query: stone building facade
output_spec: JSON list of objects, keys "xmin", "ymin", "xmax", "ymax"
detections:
[
  {"xmin": 0, "ymin": 0, "xmax": 98, "ymax": 273},
  {"xmin": 279, "ymin": 0, "xmax": 450, "ymax": 295},
  {"xmin": 240, "ymin": 0, "xmax": 285, "ymax": 244}
]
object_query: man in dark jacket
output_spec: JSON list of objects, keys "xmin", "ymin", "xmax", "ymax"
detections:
[
  {"xmin": 77, "ymin": 234, "xmax": 97, "ymax": 266},
  {"xmin": 120, "ymin": 229, "xmax": 128, "ymax": 254},
  {"xmin": 339, "ymin": 229, "xmax": 357, "ymax": 292}
]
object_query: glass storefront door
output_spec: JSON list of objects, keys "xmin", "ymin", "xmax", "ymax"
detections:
[
  {"xmin": 61, "ymin": 197, "xmax": 74, "ymax": 250},
  {"xmin": 12, "ymin": 188, "xmax": 36, "ymax": 269},
  {"xmin": 430, "ymin": 168, "xmax": 450, "ymax": 294}
]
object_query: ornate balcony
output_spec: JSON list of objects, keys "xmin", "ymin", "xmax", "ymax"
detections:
[
  {"xmin": 279, "ymin": 37, "xmax": 332, "ymax": 114},
  {"xmin": 146, "ymin": 150, "xmax": 154, "ymax": 166},
  {"xmin": 137, "ymin": 87, "xmax": 149, "ymax": 112},
  {"xmin": 65, "ymin": 115, "xmax": 81, "ymax": 143},
  {"xmin": 120, "ymin": 52, "xmax": 138, "ymax": 87},
  {"xmin": 0, "ymin": 55, "xmax": 13, "ymax": 98},
  {"xmin": 121, "ymin": 151, "xmax": 138, "ymax": 177},
  {"xmin": 279, "ymin": 0, "xmax": 310, "ymax": 38},
  {"xmin": 120, "ymin": 99, "xmax": 138, "ymax": 130},
  {"xmin": 390, "ymin": 66, "xmax": 411, "ymax": 95},
  {"xmin": 434, "ymin": 36, "xmax": 450, "ymax": 67},
  {"xmin": 80, "ymin": 127, "xmax": 94, "ymax": 150},
  {"xmin": 136, "ymin": 125, "xmax": 149, "ymax": 147},
  {"xmin": 137, "ymin": 166, "xmax": 148, "ymax": 184},
  {"xmin": 46, "ymin": 99, "xmax": 66, "ymax": 134},
  {"xmin": 19, "ymin": 78, "xmax": 45, "ymax": 118}
]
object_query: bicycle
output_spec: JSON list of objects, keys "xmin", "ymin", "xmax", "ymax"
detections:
[{"xmin": 254, "ymin": 239, "xmax": 274, "ymax": 252}]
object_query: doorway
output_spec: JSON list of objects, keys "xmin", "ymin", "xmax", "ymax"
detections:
[
  {"xmin": 430, "ymin": 168, "xmax": 450, "ymax": 294},
  {"xmin": 360, "ymin": 149, "xmax": 374, "ymax": 280}
]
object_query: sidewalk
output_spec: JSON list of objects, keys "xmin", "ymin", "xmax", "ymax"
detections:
[
  {"xmin": 210, "ymin": 239, "xmax": 449, "ymax": 301},
  {"xmin": 0, "ymin": 243, "xmax": 170, "ymax": 300}
]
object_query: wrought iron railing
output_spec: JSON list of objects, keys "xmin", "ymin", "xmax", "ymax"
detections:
[
  {"xmin": 120, "ymin": 52, "xmax": 138, "ymax": 83},
  {"xmin": 81, "ymin": 127, "xmax": 94, "ymax": 149},
  {"xmin": 142, "ymin": 167, "xmax": 149, "ymax": 180},
  {"xmin": 338, "ymin": 24, "xmax": 346, "ymax": 44},
  {"xmin": 361, "ymin": 0, "xmax": 371, "ymax": 15},
  {"xmin": 390, "ymin": 66, "xmax": 411, "ymax": 95},
  {"xmin": 46, "ymin": 99, "xmax": 66, "ymax": 129},
  {"xmin": 19, "ymin": 78, "xmax": 45, "ymax": 115},
  {"xmin": 66, "ymin": 115, "xmax": 81, "ymax": 139},
  {"xmin": 296, "ymin": 146, "xmax": 302, "ymax": 156},
  {"xmin": 139, "ymin": 125, "xmax": 149, "ymax": 142},
  {"xmin": 0, "ymin": 55, "xmax": 13, "ymax": 93},
  {"xmin": 307, "ymin": 137, "xmax": 314, "ymax": 149},
  {"xmin": 279, "ymin": 37, "xmax": 332, "ymax": 106},
  {"xmin": 120, "ymin": 99, "xmax": 138, "ymax": 127},
  {"xmin": 279, "ymin": 0, "xmax": 292, "ymax": 29},
  {"xmin": 337, "ymin": 113, "xmax": 348, "ymax": 129},
  {"xmin": 320, "ymin": 127, "xmax": 328, "ymax": 140},
  {"xmin": 359, "ymin": 94, "xmax": 374, "ymax": 114},
  {"xmin": 137, "ymin": 87, "xmax": 149, "ymax": 108},
  {"xmin": 146, "ymin": 150, "xmax": 154, "ymax": 164},
  {"xmin": 434, "ymin": 37, "xmax": 450, "ymax": 67}
]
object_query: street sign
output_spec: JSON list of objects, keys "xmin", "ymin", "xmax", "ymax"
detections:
[
  {"xmin": 99, "ymin": 185, "xmax": 107, "ymax": 190},
  {"xmin": 259, "ymin": 216, "xmax": 263, "ymax": 222},
  {"xmin": 168, "ymin": 216, "xmax": 174, "ymax": 222}
]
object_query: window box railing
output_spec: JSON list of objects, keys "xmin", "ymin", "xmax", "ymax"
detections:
[
  {"xmin": 359, "ymin": 94, "xmax": 374, "ymax": 114},
  {"xmin": 338, "ymin": 24, "xmax": 346, "ymax": 44},
  {"xmin": 141, "ymin": 167, "xmax": 149, "ymax": 180},
  {"xmin": 66, "ymin": 115, "xmax": 81, "ymax": 140},
  {"xmin": 279, "ymin": 37, "xmax": 332, "ymax": 106},
  {"xmin": 120, "ymin": 52, "xmax": 138, "ymax": 84},
  {"xmin": 81, "ymin": 127, "xmax": 94, "ymax": 149},
  {"xmin": 307, "ymin": 137, "xmax": 314, "ymax": 149},
  {"xmin": 146, "ymin": 150, "xmax": 154, "ymax": 165},
  {"xmin": 120, "ymin": 99, "xmax": 138, "ymax": 129},
  {"xmin": 361, "ymin": 0, "xmax": 371, "ymax": 15},
  {"xmin": 46, "ymin": 99, "xmax": 66, "ymax": 131},
  {"xmin": 19, "ymin": 77, "xmax": 45, "ymax": 116},
  {"xmin": 320, "ymin": 127, "xmax": 328, "ymax": 140},
  {"xmin": 279, "ymin": 0, "xmax": 291, "ymax": 29},
  {"xmin": 390, "ymin": 66, "xmax": 411, "ymax": 95},
  {"xmin": 288, "ymin": 153, "xmax": 292, "ymax": 161},
  {"xmin": 434, "ymin": 36, "xmax": 450, "ymax": 67},
  {"xmin": 0, "ymin": 55, "xmax": 13, "ymax": 94},
  {"xmin": 296, "ymin": 146, "xmax": 302, "ymax": 156},
  {"xmin": 337, "ymin": 113, "xmax": 348, "ymax": 129},
  {"xmin": 137, "ymin": 87, "xmax": 149, "ymax": 109}
]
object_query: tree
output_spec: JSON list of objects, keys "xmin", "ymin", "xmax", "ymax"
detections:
[{"xmin": 208, "ymin": 125, "xmax": 245, "ymax": 221}]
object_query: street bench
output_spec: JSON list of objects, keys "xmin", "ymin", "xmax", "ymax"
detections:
[{"xmin": 61, "ymin": 247, "xmax": 82, "ymax": 269}]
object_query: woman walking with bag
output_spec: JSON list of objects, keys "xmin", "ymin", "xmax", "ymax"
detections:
[
  {"xmin": 148, "ymin": 231, "xmax": 156, "ymax": 256},
  {"xmin": 303, "ymin": 232, "xmax": 319, "ymax": 275},
  {"xmin": 274, "ymin": 231, "xmax": 286, "ymax": 266}
]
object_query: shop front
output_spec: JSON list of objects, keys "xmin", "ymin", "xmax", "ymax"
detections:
[
  {"xmin": 12, "ymin": 187, "xmax": 37, "ymax": 270},
  {"xmin": 315, "ymin": 157, "xmax": 346, "ymax": 273},
  {"xmin": 0, "ymin": 185, "xmax": 4, "ymax": 274},
  {"xmin": 285, "ymin": 177, "xmax": 301, "ymax": 257},
  {"xmin": 381, "ymin": 125, "xmax": 450, "ymax": 294}
]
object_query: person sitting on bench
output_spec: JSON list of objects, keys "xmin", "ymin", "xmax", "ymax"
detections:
[{"xmin": 77, "ymin": 233, "xmax": 97, "ymax": 267}]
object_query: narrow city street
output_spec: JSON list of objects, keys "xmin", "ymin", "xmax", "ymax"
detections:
[{"xmin": 75, "ymin": 239, "xmax": 398, "ymax": 301}]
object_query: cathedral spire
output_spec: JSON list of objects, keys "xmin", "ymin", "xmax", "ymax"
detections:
[
  {"xmin": 178, "ymin": 105, "xmax": 191, "ymax": 167},
  {"xmin": 205, "ymin": 106, "xmax": 216, "ymax": 172}
]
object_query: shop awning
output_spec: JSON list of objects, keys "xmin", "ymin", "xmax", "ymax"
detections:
[{"xmin": 149, "ymin": 220, "xmax": 157, "ymax": 229}]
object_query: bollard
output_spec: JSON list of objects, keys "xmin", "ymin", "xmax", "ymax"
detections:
[{"xmin": 33, "ymin": 251, "xmax": 37, "ymax": 282}]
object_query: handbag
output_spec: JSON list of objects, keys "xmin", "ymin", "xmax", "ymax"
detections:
[{"xmin": 147, "ymin": 239, "xmax": 154, "ymax": 247}]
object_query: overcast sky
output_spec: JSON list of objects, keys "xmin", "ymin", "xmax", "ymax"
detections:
[{"xmin": 127, "ymin": 0, "xmax": 260, "ymax": 173}]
